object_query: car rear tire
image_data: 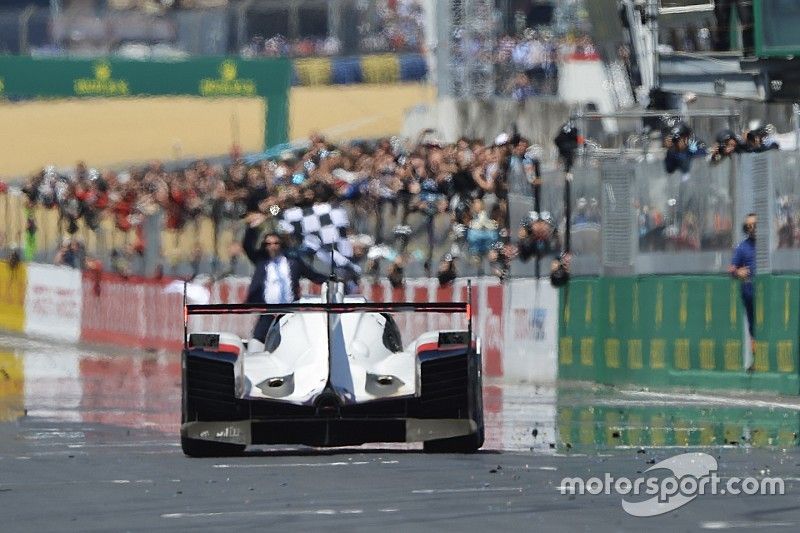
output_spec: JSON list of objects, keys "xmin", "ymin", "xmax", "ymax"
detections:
[
  {"xmin": 181, "ymin": 436, "xmax": 246, "ymax": 458},
  {"xmin": 423, "ymin": 350, "xmax": 485, "ymax": 454}
]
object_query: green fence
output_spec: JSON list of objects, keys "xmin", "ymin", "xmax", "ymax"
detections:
[
  {"xmin": 557, "ymin": 403, "xmax": 800, "ymax": 451},
  {"xmin": 559, "ymin": 275, "xmax": 800, "ymax": 394},
  {"xmin": 0, "ymin": 56, "xmax": 291, "ymax": 148}
]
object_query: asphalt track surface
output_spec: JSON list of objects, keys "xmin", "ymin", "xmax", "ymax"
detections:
[{"xmin": 2, "ymin": 334, "xmax": 800, "ymax": 532}]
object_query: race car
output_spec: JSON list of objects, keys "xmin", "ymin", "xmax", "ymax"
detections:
[{"xmin": 180, "ymin": 281, "xmax": 484, "ymax": 456}]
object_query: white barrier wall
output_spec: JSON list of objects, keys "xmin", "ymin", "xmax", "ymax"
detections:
[
  {"xmin": 24, "ymin": 264, "xmax": 82, "ymax": 342},
  {"xmin": 23, "ymin": 347, "xmax": 82, "ymax": 422},
  {"xmin": 502, "ymin": 279, "xmax": 559, "ymax": 384}
]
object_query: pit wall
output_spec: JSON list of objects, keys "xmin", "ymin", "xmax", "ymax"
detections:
[
  {"xmin": 559, "ymin": 275, "xmax": 800, "ymax": 394},
  {"xmin": 0, "ymin": 261, "xmax": 559, "ymax": 385}
]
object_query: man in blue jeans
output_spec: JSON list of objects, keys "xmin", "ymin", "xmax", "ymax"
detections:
[{"xmin": 729, "ymin": 213, "xmax": 757, "ymax": 371}]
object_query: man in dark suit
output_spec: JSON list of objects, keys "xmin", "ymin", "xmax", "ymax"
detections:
[{"xmin": 243, "ymin": 213, "xmax": 328, "ymax": 350}]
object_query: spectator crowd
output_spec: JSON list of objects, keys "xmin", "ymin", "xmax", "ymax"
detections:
[
  {"xmin": 5, "ymin": 129, "xmax": 562, "ymax": 286},
  {"xmin": 237, "ymin": 0, "xmax": 598, "ymax": 102},
  {"xmin": 5, "ymin": 120, "xmax": 797, "ymax": 286},
  {"xmin": 240, "ymin": 0, "xmax": 425, "ymax": 58}
]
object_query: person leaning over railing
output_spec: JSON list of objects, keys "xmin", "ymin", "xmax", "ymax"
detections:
[
  {"xmin": 710, "ymin": 129, "xmax": 746, "ymax": 164},
  {"xmin": 663, "ymin": 123, "xmax": 707, "ymax": 176}
]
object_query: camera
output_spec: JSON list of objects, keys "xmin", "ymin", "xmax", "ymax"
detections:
[
  {"xmin": 437, "ymin": 254, "xmax": 458, "ymax": 287},
  {"xmin": 387, "ymin": 262, "xmax": 404, "ymax": 289},
  {"xmin": 550, "ymin": 256, "xmax": 570, "ymax": 287},
  {"xmin": 517, "ymin": 211, "xmax": 557, "ymax": 262}
]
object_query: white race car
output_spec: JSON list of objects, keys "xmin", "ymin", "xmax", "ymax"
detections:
[{"xmin": 180, "ymin": 282, "xmax": 484, "ymax": 456}]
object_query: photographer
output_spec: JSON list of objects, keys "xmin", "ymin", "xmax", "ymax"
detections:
[
  {"xmin": 710, "ymin": 129, "xmax": 746, "ymax": 164},
  {"xmin": 524, "ymin": 146, "xmax": 543, "ymax": 211},
  {"xmin": 554, "ymin": 122, "xmax": 580, "ymax": 174},
  {"xmin": 449, "ymin": 140, "xmax": 480, "ymax": 206},
  {"xmin": 743, "ymin": 125, "xmax": 780, "ymax": 153},
  {"xmin": 387, "ymin": 257, "xmax": 406, "ymax": 290},
  {"xmin": 516, "ymin": 211, "xmax": 560, "ymax": 264},
  {"xmin": 664, "ymin": 124, "xmax": 707, "ymax": 175},
  {"xmin": 491, "ymin": 134, "xmax": 512, "ymax": 240},
  {"xmin": 437, "ymin": 253, "xmax": 458, "ymax": 287},
  {"xmin": 550, "ymin": 252, "xmax": 571, "ymax": 287}
]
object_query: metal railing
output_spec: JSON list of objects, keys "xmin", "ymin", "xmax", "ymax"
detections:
[{"xmin": 659, "ymin": 0, "xmax": 715, "ymax": 16}]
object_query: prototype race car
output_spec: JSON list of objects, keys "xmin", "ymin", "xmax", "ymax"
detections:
[{"xmin": 180, "ymin": 281, "xmax": 484, "ymax": 456}]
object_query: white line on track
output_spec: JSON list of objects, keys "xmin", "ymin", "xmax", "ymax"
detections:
[
  {"xmin": 701, "ymin": 521, "xmax": 798, "ymax": 529},
  {"xmin": 213, "ymin": 461, "xmax": 372, "ymax": 468},
  {"xmin": 0, "ymin": 451, "xmax": 89, "ymax": 458},
  {"xmin": 162, "ymin": 508, "xmax": 392, "ymax": 519},
  {"xmin": 65, "ymin": 442, "xmax": 179, "ymax": 449},
  {"xmin": 613, "ymin": 445, "xmax": 740, "ymax": 450},
  {"xmin": 411, "ymin": 487, "xmax": 524, "ymax": 494},
  {"xmin": 621, "ymin": 390, "xmax": 800, "ymax": 411},
  {"xmin": 0, "ymin": 479, "xmax": 153, "ymax": 488}
]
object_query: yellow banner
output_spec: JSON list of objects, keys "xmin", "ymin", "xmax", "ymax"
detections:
[
  {"xmin": 295, "ymin": 58, "xmax": 332, "ymax": 86},
  {"xmin": 361, "ymin": 54, "xmax": 400, "ymax": 83},
  {"xmin": 0, "ymin": 261, "xmax": 26, "ymax": 332}
]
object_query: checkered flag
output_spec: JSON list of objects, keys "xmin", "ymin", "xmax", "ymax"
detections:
[{"xmin": 278, "ymin": 203, "xmax": 359, "ymax": 272}]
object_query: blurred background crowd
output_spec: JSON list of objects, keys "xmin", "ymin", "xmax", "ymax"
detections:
[
  {"xmin": 2, "ymin": 117, "xmax": 799, "ymax": 285},
  {"xmin": 241, "ymin": 0, "xmax": 426, "ymax": 57},
  {"xmin": 0, "ymin": 0, "xmax": 594, "ymax": 99},
  {"xmin": 1, "ymin": 130, "xmax": 563, "ymax": 285}
]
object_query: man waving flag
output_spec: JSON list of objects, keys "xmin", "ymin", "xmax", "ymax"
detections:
[{"xmin": 278, "ymin": 202, "xmax": 362, "ymax": 287}]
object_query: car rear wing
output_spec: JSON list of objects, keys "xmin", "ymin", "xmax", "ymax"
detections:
[
  {"xmin": 183, "ymin": 280, "xmax": 473, "ymax": 350},
  {"xmin": 186, "ymin": 302, "xmax": 467, "ymax": 315}
]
